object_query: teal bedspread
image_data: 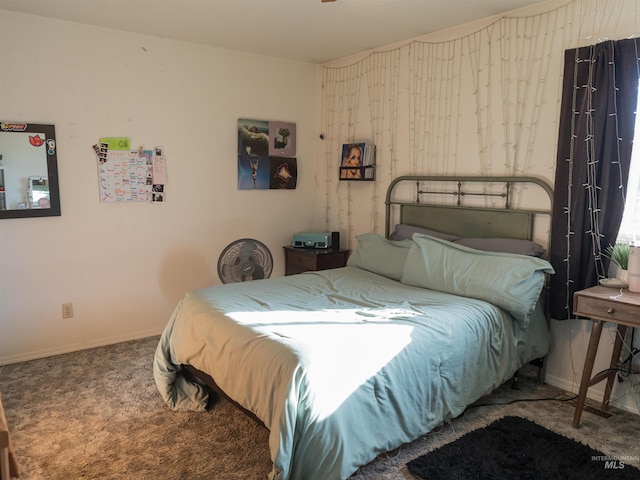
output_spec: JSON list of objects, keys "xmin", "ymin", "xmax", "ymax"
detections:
[{"xmin": 154, "ymin": 266, "xmax": 549, "ymax": 480}]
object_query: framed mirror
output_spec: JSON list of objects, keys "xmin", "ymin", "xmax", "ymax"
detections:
[{"xmin": 0, "ymin": 122, "xmax": 61, "ymax": 219}]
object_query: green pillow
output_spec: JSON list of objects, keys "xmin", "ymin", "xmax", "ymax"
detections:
[
  {"xmin": 401, "ymin": 234, "xmax": 554, "ymax": 326},
  {"xmin": 347, "ymin": 233, "xmax": 414, "ymax": 281}
]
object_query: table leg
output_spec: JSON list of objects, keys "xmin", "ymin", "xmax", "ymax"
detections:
[
  {"xmin": 602, "ymin": 324, "xmax": 627, "ymax": 411},
  {"xmin": 573, "ymin": 320, "xmax": 604, "ymax": 428}
]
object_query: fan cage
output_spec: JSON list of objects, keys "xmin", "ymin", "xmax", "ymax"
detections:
[{"xmin": 217, "ymin": 238, "xmax": 273, "ymax": 283}]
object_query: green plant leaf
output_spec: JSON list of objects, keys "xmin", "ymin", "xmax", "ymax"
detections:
[{"xmin": 603, "ymin": 243, "xmax": 629, "ymax": 269}]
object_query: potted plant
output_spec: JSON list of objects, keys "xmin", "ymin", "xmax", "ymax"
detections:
[{"xmin": 604, "ymin": 242, "xmax": 629, "ymax": 281}]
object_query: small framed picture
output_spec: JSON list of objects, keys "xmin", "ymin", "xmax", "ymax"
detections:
[{"xmin": 339, "ymin": 142, "xmax": 375, "ymax": 181}]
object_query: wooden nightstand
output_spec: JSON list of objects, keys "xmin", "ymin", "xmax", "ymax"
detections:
[
  {"xmin": 572, "ymin": 285, "xmax": 640, "ymax": 427},
  {"xmin": 283, "ymin": 246, "xmax": 349, "ymax": 276}
]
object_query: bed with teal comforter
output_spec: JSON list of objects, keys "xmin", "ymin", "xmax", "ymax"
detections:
[{"xmin": 154, "ymin": 233, "xmax": 553, "ymax": 480}]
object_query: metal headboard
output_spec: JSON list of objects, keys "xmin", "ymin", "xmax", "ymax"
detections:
[{"xmin": 385, "ymin": 175, "xmax": 554, "ymax": 247}]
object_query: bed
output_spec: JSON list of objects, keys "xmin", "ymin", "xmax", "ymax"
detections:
[{"xmin": 153, "ymin": 175, "xmax": 555, "ymax": 480}]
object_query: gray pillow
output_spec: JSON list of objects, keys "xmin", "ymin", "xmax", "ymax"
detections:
[
  {"xmin": 389, "ymin": 224, "xmax": 459, "ymax": 242},
  {"xmin": 453, "ymin": 237, "xmax": 546, "ymax": 257},
  {"xmin": 390, "ymin": 223, "xmax": 546, "ymax": 257}
]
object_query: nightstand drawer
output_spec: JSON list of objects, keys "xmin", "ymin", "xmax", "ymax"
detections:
[
  {"xmin": 574, "ymin": 295, "xmax": 637, "ymax": 324},
  {"xmin": 316, "ymin": 254, "xmax": 348, "ymax": 270},
  {"xmin": 573, "ymin": 286, "xmax": 640, "ymax": 328},
  {"xmin": 283, "ymin": 246, "xmax": 350, "ymax": 276},
  {"xmin": 286, "ymin": 250, "xmax": 318, "ymax": 270}
]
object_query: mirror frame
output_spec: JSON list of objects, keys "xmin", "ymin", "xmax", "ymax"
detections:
[{"xmin": 0, "ymin": 122, "xmax": 61, "ymax": 219}]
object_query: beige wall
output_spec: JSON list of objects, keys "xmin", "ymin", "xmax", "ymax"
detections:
[{"xmin": 0, "ymin": 11, "xmax": 318, "ymax": 363}]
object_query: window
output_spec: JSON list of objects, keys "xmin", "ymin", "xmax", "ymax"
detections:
[{"xmin": 617, "ymin": 84, "xmax": 640, "ymax": 244}]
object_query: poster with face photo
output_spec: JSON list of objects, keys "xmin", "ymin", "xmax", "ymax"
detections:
[
  {"xmin": 339, "ymin": 142, "xmax": 375, "ymax": 180},
  {"xmin": 340, "ymin": 142, "xmax": 365, "ymax": 180}
]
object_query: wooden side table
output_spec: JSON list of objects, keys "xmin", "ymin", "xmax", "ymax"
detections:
[
  {"xmin": 572, "ymin": 285, "xmax": 640, "ymax": 427},
  {"xmin": 283, "ymin": 246, "xmax": 349, "ymax": 276},
  {"xmin": 0, "ymin": 392, "xmax": 19, "ymax": 480}
]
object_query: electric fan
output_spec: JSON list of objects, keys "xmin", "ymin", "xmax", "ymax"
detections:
[{"xmin": 217, "ymin": 238, "xmax": 273, "ymax": 283}]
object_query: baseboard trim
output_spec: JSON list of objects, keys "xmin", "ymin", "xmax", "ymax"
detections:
[
  {"xmin": 545, "ymin": 373, "xmax": 640, "ymax": 416},
  {"xmin": 0, "ymin": 329, "xmax": 162, "ymax": 366}
]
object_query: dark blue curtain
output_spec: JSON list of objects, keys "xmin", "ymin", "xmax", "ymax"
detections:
[{"xmin": 549, "ymin": 38, "xmax": 639, "ymax": 320}]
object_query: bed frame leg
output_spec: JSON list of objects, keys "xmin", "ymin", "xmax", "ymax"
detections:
[
  {"xmin": 511, "ymin": 357, "xmax": 546, "ymax": 390},
  {"xmin": 530, "ymin": 357, "xmax": 546, "ymax": 384},
  {"xmin": 511, "ymin": 370, "xmax": 520, "ymax": 390}
]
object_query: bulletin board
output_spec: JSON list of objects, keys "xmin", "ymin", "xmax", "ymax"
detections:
[{"xmin": 94, "ymin": 138, "xmax": 166, "ymax": 203}]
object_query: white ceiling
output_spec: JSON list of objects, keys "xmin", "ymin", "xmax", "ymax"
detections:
[{"xmin": 0, "ymin": 0, "xmax": 546, "ymax": 64}]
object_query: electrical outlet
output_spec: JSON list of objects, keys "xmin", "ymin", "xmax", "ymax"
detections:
[{"xmin": 62, "ymin": 302, "xmax": 74, "ymax": 319}]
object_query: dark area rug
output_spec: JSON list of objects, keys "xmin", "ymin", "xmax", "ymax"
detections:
[{"xmin": 407, "ymin": 415, "xmax": 640, "ymax": 480}]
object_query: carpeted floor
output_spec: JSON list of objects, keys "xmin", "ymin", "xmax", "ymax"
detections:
[{"xmin": 1, "ymin": 336, "xmax": 639, "ymax": 479}]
